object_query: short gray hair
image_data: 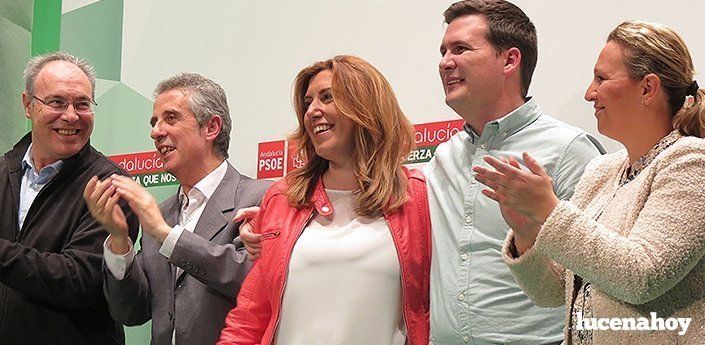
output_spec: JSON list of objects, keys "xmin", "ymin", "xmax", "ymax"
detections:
[
  {"xmin": 23, "ymin": 51, "xmax": 96, "ymax": 99},
  {"xmin": 154, "ymin": 73, "xmax": 232, "ymax": 159}
]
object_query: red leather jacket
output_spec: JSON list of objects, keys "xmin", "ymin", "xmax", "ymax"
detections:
[{"xmin": 218, "ymin": 167, "xmax": 430, "ymax": 345}]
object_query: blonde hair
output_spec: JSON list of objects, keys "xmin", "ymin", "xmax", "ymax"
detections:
[
  {"xmin": 287, "ymin": 55, "xmax": 415, "ymax": 217},
  {"xmin": 608, "ymin": 20, "xmax": 704, "ymax": 137}
]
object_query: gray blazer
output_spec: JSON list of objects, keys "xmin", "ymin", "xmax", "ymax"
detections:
[{"xmin": 103, "ymin": 163, "xmax": 271, "ymax": 345}]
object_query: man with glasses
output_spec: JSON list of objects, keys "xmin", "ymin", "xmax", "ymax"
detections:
[
  {"xmin": 31, "ymin": 95, "xmax": 96, "ymax": 114},
  {"xmin": 0, "ymin": 51, "xmax": 138, "ymax": 344}
]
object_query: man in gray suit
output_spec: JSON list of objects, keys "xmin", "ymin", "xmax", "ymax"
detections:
[{"xmin": 84, "ymin": 73, "xmax": 271, "ymax": 345}]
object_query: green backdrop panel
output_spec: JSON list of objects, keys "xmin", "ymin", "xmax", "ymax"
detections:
[
  {"xmin": 31, "ymin": 0, "xmax": 61, "ymax": 55},
  {"xmin": 125, "ymin": 320, "xmax": 152, "ymax": 345},
  {"xmin": 0, "ymin": 1, "xmax": 32, "ymax": 31},
  {"xmin": 95, "ymin": 78, "xmax": 121, "ymax": 98},
  {"xmin": 61, "ymin": 0, "xmax": 123, "ymax": 81},
  {"xmin": 0, "ymin": 2, "xmax": 32, "ymax": 152},
  {"xmin": 92, "ymin": 81, "xmax": 153, "ymax": 154}
]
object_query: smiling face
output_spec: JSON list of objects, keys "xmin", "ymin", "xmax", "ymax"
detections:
[
  {"xmin": 150, "ymin": 88, "xmax": 211, "ymax": 179},
  {"xmin": 584, "ymin": 41, "xmax": 644, "ymax": 141},
  {"xmin": 302, "ymin": 70, "xmax": 355, "ymax": 169},
  {"xmin": 24, "ymin": 60, "xmax": 94, "ymax": 169},
  {"xmin": 439, "ymin": 14, "xmax": 506, "ymax": 120}
]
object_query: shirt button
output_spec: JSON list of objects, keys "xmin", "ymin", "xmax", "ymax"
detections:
[
  {"xmin": 463, "ymin": 335, "xmax": 470, "ymax": 343},
  {"xmin": 321, "ymin": 206, "xmax": 330, "ymax": 213},
  {"xmin": 464, "ymin": 215, "xmax": 473, "ymax": 224},
  {"xmin": 502, "ymin": 131, "xmax": 508, "ymax": 138},
  {"xmin": 457, "ymin": 293, "xmax": 465, "ymax": 301},
  {"xmin": 481, "ymin": 143, "xmax": 488, "ymax": 150},
  {"xmin": 460, "ymin": 253, "xmax": 468, "ymax": 261}
]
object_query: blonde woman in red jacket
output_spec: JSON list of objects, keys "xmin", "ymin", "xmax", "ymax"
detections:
[{"xmin": 217, "ymin": 55, "xmax": 431, "ymax": 345}]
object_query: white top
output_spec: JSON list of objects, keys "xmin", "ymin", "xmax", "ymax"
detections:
[
  {"xmin": 104, "ymin": 160, "xmax": 228, "ymax": 279},
  {"xmin": 274, "ymin": 189, "xmax": 405, "ymax": 345}
]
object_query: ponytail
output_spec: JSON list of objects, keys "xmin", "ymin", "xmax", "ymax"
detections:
[{"xmin": 673, "ymin": 86, "xmax": 705, "ymax": 138}]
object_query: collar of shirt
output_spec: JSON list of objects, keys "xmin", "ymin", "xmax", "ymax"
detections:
[
  {"xmin": 620, "ymin": 129, "xmax": 682, "ymax": 186},
  {"xmin": 21, "ymin": 143, "xmax": 65, "ymax": 185},
  {"xmin": 177, "ymin": 160, "xmax": 228, "ymax": 217},
  {"xmin": 463, "ymin": 97, "xmax": 541, "ymax": 148}
]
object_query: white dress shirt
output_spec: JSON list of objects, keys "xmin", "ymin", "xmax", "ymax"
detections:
[{"xmin": 19, "ymin": 144, "xmax": 64, "ymax": 230}]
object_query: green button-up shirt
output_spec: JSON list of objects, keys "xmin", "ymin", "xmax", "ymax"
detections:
[{"xmin": 426, "ymin": 98, "xmax": 604, "ymax": 344}]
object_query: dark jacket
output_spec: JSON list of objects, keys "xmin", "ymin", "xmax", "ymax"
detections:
[
  {"xmin": 218, "ymin": 167, "xmax": 432, "ymax": 345},
  {"xmin": 0, "ymin": 133, "xmax": 138, "ymax": 345}
]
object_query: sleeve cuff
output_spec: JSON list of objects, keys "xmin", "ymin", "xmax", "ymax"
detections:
[
  {"xmin": 159, "ymin": 225, "xmax": 184, "ymax": 259},
  {"xmin": 104, "ymin": 235, "xmax": 135, "ymax": 280},
  {"xmin": 502, "ymin": 230, "xmax": 539, "ymax": 265}
]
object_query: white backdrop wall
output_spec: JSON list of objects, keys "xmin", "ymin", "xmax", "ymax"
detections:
[{"xmin": 110, "ymin": 0, "xmax": 705, "ymax": 178}]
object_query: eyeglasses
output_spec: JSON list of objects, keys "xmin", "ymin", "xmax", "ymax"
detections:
[{"xmin": 32, "ymin": 95, "xmax": 97, "ymax": 115}]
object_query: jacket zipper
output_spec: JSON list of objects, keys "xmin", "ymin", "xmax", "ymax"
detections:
[
  {"xmin": 269, "ymin": 210, "xmax": 315, "ymax": 344},
  {"xmin": 260, "ymin": 230, "xmax": 281, "ymax": 241},
  {"xmin": 384, "ymin": 216, "xmax": 411, "ymax": 344}
]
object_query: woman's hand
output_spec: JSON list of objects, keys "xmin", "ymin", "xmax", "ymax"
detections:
[
  {"xmin": 473, "ymin": 152, "xmax": 560, "ymax": 248},
  {"xmin": 498, "ymin": 200, "xmax": 542, "ymax": 253}
]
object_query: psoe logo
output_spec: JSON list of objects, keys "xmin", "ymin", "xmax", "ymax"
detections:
[{"xmin": 575, "ymin": 312, "xmax": 691, "ymax": 336}]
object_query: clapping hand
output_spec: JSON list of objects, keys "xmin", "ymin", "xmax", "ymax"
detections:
[{"xmin": 472, "ymin": 152, "xmax": 559, "ymax": 251}]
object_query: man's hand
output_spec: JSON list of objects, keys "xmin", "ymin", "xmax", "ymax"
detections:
[
  {"xmin": 84, "ymin": 176, "xmax": 131, "ymax": 253},
  {"xmin": 110, "ymin": 174, "xmax": 172, "ymax": 243},
  {"xmin": 234, "ymin": 207, "xmax": 261, "ymax": 260}
]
